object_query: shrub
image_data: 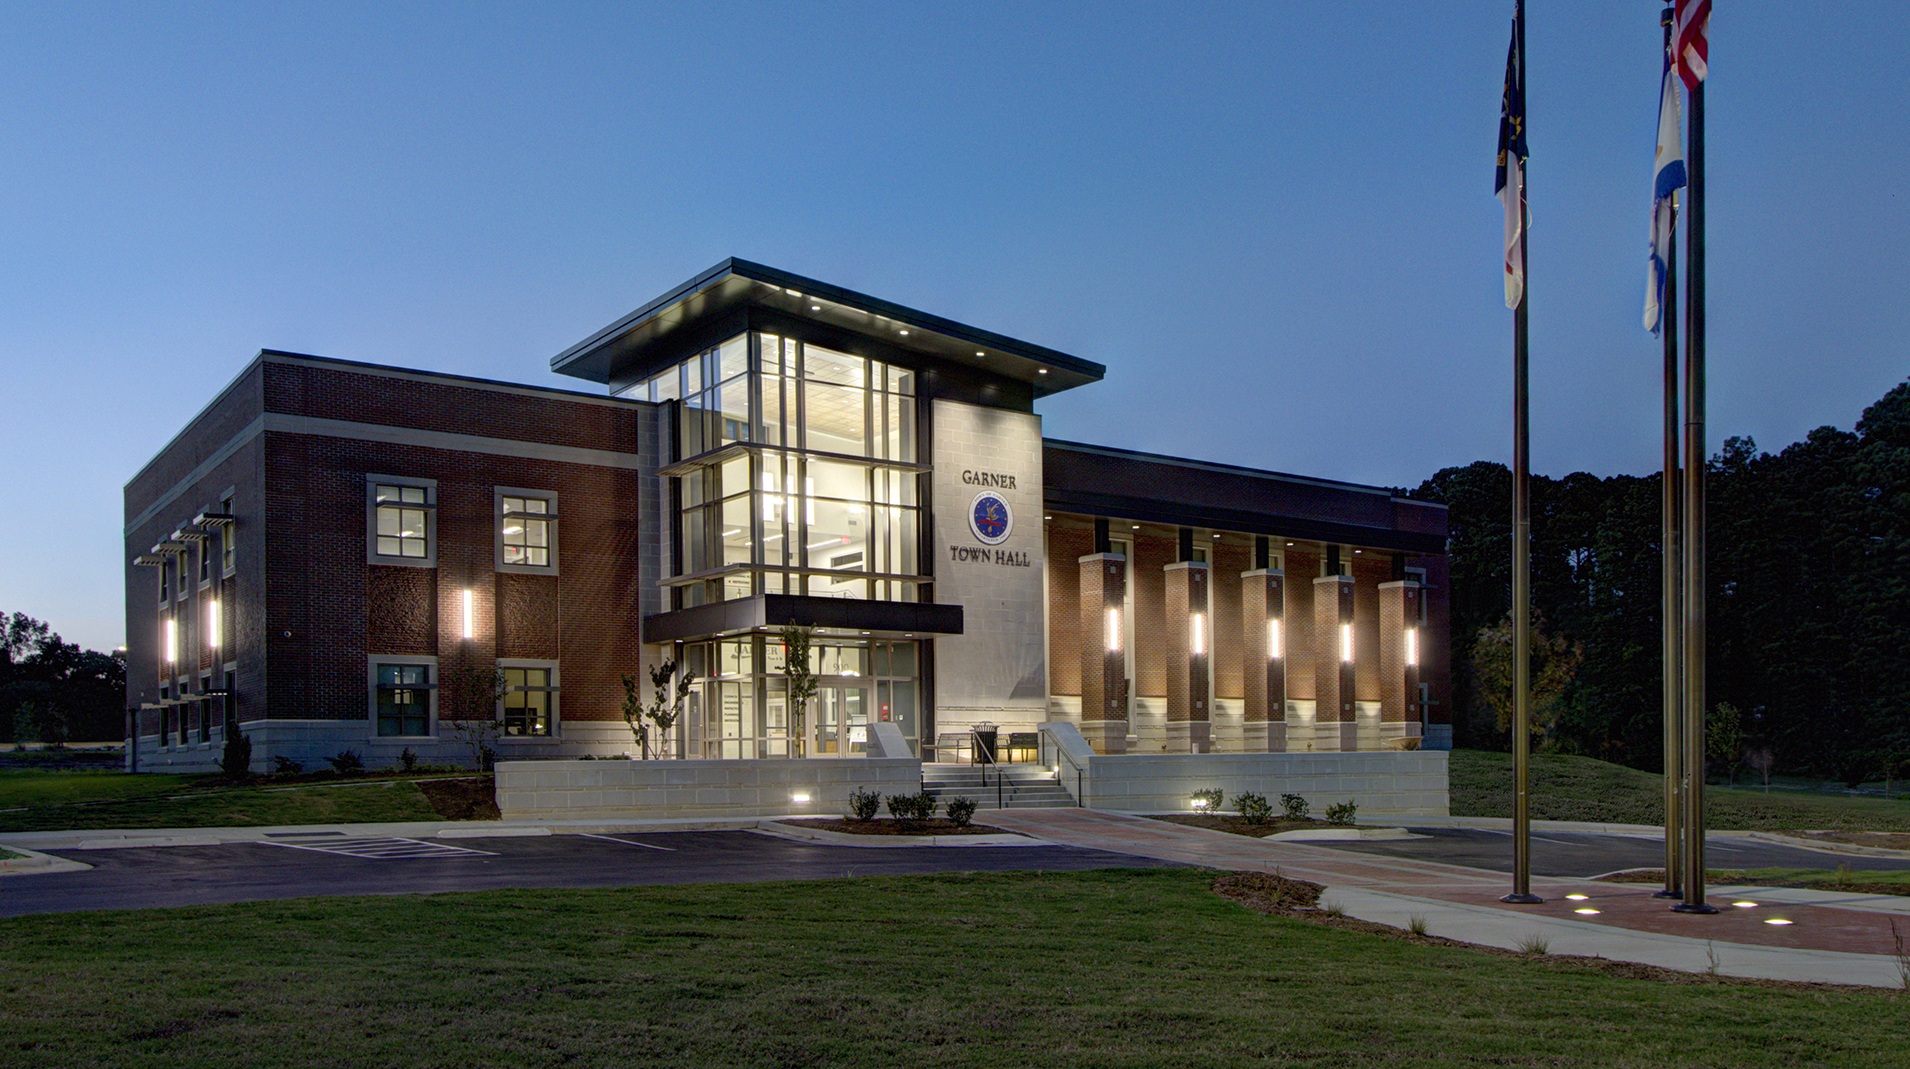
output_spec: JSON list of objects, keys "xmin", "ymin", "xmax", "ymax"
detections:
[
  {"xmin": 1280, "ymin": 793, "xmax": 1310, "ymax": 820},
  {"xmin": 410, "ymin": 763, "xmax": 465, "ymax": 774},
  {"xmin": 887, "ymin": 790, "xmax": 938, "ymax": 824},
  {"xmin": 220, "ymin": 731, "xmax": 253, "ymax": 779},
  {"xmin": 847, "ymin": 787, "xmax": 882, "ymax": 822},
  {"xmin": 327, "ymin": 750, "xmax": 365, "ymax": 775},
  {"xmin": 1325, "ymin": 800, "xmax": 1358, "ymax": 826},
  {"xmin": 400, "ymin": 747, "xmax": 417, "ymax": 772},
  {"xmin": 1236, "ymin": 790, "xmax": 1273, "ymax": 825},
  {"xmin": 1190, "ymin": 787, "xmax": 1224, "ymax": 813},
  {"xmin": 946, "ymin": 796, "xmax": 979, "ymax": 828},
  {"xmin": 272, "ymin": 755, "xmax": 303, "ymax": 775}
]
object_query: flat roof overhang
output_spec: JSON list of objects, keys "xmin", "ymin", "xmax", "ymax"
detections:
[
  {"xmin": 550, "ymin": 258, "xmax": 1103, "ymax": 399},
  {"xmin": 644, "ymin": 594, "xmax": 964, "ymax": 645}
]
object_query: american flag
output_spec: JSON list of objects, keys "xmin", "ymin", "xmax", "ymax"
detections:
[{"xmin": 1673, "ymin": 0, "xmax": 1710, "ymax": 91}]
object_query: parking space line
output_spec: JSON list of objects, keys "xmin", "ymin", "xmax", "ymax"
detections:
[
  {"xmin": 258, "ymin": 837, "xmax": 495, "ymax": 859},
  {"xmin": 580, "ymin": 833, "xmax": 676, "ymax": 852}
]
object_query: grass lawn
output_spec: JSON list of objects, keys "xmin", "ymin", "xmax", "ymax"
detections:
[
  {"xmin": 1450, "ymin": 749, "xmax": 1910, "ymax": 831},
  {"xmin": 0, "ymin": 769, "xmax": 448, "ymax": 832},
  {"xmin": 4, "ymin": 868, "xmax": 1906, "ymax": 1068}
]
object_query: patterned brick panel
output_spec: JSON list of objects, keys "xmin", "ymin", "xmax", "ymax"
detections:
[
  {"xmin": 1314, "ymin": 575, "xmax": 1355, "ymax": 725},
  {"xmin": 1046, "ymin": 524, "xmax": 1091, "ymax": 697},
  {"xmin": 1241, "ymin": 571, "xmax": 1285, "ymax": 727},
  {"xmin": 1283, "ymin": 550, "xmax": 1318, "ymax": 701},
  {"xmin": 1211, "ymin": 541, "xmax": 1249, "ymax": 700},
  {"xmin": 497, "ymin": 573, "xmax": 560, "ymax": 660},
  {"xmin": 1078, "ymin": 552, "xmax": 1129, "ymax": 753},
  {"xmin": 1379, "ymin": 581, "xmax": 1421, "ymax": 725},
  {"xmin": 1164, "ymin": 562, "xmax": 1209, "ymax": 727},
  {"xmin": 1132, "ymin": 532, "xmax": 1173, "ymax": 699},
  {"xmin": 368, "ymin": 566, "xmax": 437, "ymax": 655},
  {"xmin": 1353, "ymin": 556, "xmax": 1386, "ymax": 702}
]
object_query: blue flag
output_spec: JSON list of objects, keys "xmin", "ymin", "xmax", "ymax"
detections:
[{"xmin": 1645, "ymin": 37, "xmax": 1686, "ymax": 334}]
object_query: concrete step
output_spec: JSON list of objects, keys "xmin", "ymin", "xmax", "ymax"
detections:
[{"xmin": 922, "ymin": 782, "xmax": 1076, "ymax": 809}]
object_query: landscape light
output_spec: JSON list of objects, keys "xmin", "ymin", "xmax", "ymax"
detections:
[
  {"xmin": 791, "ymin": 792, "xmax": 811, "ymax": 805},
  {"xmin": 1191, "ymin": 796, "xmax": 1208, "ymax": 810},
  {"xmin": 1732, "ymin": 901, "xmax": 1758, "ymax": 909},
  {"xmin": 462, "ymin": 589, "xmax": 474, "ymax": 640},
  {"xmin": 1565, "ymin": 894, "xmax": 1589, "ymax": 901},
  {"xmin": 1764, "ymin": 918, "xmax": 1794, "ymax": 926},
  {"xmin": 207, "ymin": 600, "xmax": 221, "ymax": 649},
  {"xmin": 1574, "ymin": 908, "xmax": 1601, "ymax": 915}
]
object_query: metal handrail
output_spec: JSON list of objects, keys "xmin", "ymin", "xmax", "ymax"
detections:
[
  {"xmin": 971, "ymin": 728, "xmax": 1003, "ymax": 810},
  {"xmin": 1039, "ymin": 728, "xmax": 1088, "ymax": 807}
]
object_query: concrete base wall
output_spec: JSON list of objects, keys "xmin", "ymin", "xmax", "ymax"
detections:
[
  {"xmin": 1070, "ymin": 748, "xmax": 1448, "ymax": 817},
  {"xmin": 495, "ymin": 757, "xmax": 924, "ymax": 821},
  {"xmin": 130, "ymin": 719, "xmax": 662, "ymax": 774}
]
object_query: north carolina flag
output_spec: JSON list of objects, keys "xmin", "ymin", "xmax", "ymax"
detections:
[
  {"xmin": 1673, "ymin": 0, "xmax": 1710, "ymax": 91},
  {"xmin": 1495, "ymin": 1, "xmax": 1527, "ymax": 310},
  {"xmin": 1645, "ymin": 38, "xmax": 1686, "ymax": 334}
]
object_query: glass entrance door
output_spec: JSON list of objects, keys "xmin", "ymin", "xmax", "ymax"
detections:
[{"xmin": 812, "ymin": 684, "xmax": 872, "ymax": 755}]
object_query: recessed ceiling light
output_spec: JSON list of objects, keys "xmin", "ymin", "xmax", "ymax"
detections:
[
  {"xmin": 811, "ymin": 304, "xmax": 820, "ymax": 311},
  {"xmin": 1037, "ymin": 368, "xmax": 1048, "ymax": 374},
  {"xmin": 1132, "ymin": 525, "xmax": 1140, "ymax": 530},
  {"xmin": 787, "ymin": 289, "xmax": 803, "ymax": 297},
  {"xmin": 899, "ymin": 329, "xmax": 909, "ymax": 336},
  {"xmin": 975, "ymin": 351, "xmax": 985, "ymax": 357}
]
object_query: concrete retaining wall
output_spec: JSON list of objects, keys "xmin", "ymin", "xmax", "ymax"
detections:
[
  {"xmin": 495, "ymin": 757, "xmax": 922, "ymax": 820},
  {"xmin": 1075, "ymin": 750, "xmax": 1449, "ymax": 816}
]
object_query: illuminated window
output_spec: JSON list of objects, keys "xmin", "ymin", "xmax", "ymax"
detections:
[
  {"xmin": 500, "ymin": 664, "xmax": 557, "ymax": 737},
  {"xmin": 374, "ymin": 662, "xmax": 432, "ymax": 736},
  {"xmin": 367, "ymin": 477, "xmax": 436, "ymax": 567},
  {"xmin": 496, "ymin": 489, "xmax": 558, "ymax": 573}
]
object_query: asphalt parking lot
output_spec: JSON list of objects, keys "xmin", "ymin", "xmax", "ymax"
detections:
[{"xmin": 0, "ymin": 830, "xmax": 1177, "ymax": 918}]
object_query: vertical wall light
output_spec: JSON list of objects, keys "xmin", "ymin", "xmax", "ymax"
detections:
[
  {"xmin": 207, "ymin": 600, "xmax": 221, "ymax": 650},
  {"xmin": 1339, "ymin": 622, "xmax": 1354, "ymax": 664},
  {"xmin": 1268, "ymin": 618, "xmax": 1282, "ymax": 660},
  {"xmin": 461, "ymin": 589, "xmax": 474, "ymax": 641},
  {"xmin": 1192, "ymin": 613, "xmax": 1207, "ymax": 657},
  {"xmin": 1405, "ymin": 627, "xmax": 1419, "ymax": 667},
  {"xmin": 164, "ymin": 619, "xmax": 177, "ymax": 664},
  {"xmin": 1105, "ymin": 607, "xmax": 1122, "ymax": 652}
]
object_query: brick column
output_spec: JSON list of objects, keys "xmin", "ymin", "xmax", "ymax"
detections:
[
  {"xmin": 1078, "ymin": 552, "xmax": 1128, "ymax": 754},
  {"xmin": 1165, "ymin": 561, "xmax": 1211, "ymax": 752},
  {"xmin": 1313, "ymin": 574, "xmax": 1356, "ymax": 751},
  {"xmin": 1379, "ymin": 580, "xmax": 1423, "ymax": 747},
  {"xmin": 1241, "ymin": 568, "xmax": 1285, "ymax": 752}
]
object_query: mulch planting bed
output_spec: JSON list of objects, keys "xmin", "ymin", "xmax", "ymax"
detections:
[
  {"xmin": 416, "ymin": 776, "xmax": 501, "ymax": 821},
  {"xmin": 1151, "ymin": 813, "xmax": 1340, "ymax": 838},
  {"xmin": 779, "ymin": 817, "xmax": 1015, "ymax": 836}
]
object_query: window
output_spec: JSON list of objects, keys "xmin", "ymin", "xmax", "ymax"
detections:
[
  {"xmin": 159, "ymin": 560, "xmax": 170, "ymax": 603},
  {"xmin": 199, "ymin": 540, "xmax": 211, "ymax": 585},
  {"xmin": 495, "ymin": 489, "xmax": 558, "ymax": 574},
  {"xmin": 198, "ymin": 674, "xmax": 212, "ymax": 743},
  {"xmin": 367, "ymin": 477, "xmax": 436, "ymax": 567},
  {"xmin": 375, "ymin": 663, "xmax": 432, "ymax": 736},
  {"xmin": 158, "ymin": 684, "xmax": 170, "ymax": 745},
  {"xmin": 500, "ymin": 664, "xmax": 557, "ymax": 737},
  {"xmin": 223, "ymin": 668, "xmax": 237, "ymax": 735},
  {"xmin": 221, "ymin": 495, "xmax": 235, "ymax": 574}
]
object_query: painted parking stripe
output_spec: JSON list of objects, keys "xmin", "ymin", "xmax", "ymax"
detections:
[
  {"xmin": 580, "ymin": 833, "xmax": 676, "ymax": 852},
  {"xmin": 259, "ymin": 837, "xmax": 495, "ymax": 859}
]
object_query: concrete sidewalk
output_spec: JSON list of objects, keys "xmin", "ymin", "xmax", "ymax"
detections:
[{"xmin": 978, "ymin": 808, "xmax": 1910, "ymax": 989}]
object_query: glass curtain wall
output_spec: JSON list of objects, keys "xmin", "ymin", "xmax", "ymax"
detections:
[
  {"xmin": 682, "ymin": 637, "xmax": 920, "ymax": 759},
  {"xmin": 634, "ymin": 333, "xmax": 921, "ymax": 608}
]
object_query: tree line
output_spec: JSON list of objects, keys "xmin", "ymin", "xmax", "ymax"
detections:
[
  {"xmin": 1, "ymin": 613, "xmax": 126, "ymax": 744},
  {"xmin": 1412, "ymin": 379, "xmax": 1910, "ymax": 785}
]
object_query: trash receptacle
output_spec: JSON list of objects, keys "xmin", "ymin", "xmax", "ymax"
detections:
[{"xmin": 972, "ymin": 724, "xmax": 998, "ymax": 765}]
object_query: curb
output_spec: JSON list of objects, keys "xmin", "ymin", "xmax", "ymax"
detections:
[
  {"xmin": 754, "ymin": 820, "xmax": 1039, "ymax": 849},
  {"xmin": 0, "ymin": 847, "xmax": 92, "ymax": 876},
  {"xmin": 1738, "ymin": 831, "xmax": 1910, "ymax": 859}
]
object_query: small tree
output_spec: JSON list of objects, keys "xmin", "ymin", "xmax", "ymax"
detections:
[
  {"xmin": 439, "ymin": 664, "xmax": 507, "ymax": 771},
  {"xmin": 1468, "ymin": 612, "xmax": 1583, "ymax": 750},
  {"xmin": 1707, "ymin": 701, "xmax": 1744, "ymax": 785},
  {"xmin": 779, "ymin": 624, "xmax": 817, "ymax": 759},
  {"xmin": 623, "ymin": 660, "xmax": 695, "ymax": 759}
]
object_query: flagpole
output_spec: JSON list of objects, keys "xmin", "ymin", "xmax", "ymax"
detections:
[
  {"xmin": 1675, "ymin": 70, "xmax": 1717, "ymax": 915},
  {"xmin": 1655, "ymin": 5, "xmax": 1684, "ymax": 903},
  {"xmin": 1501, "ymin": 0, "xmax": 1539, "ymax": 905}
]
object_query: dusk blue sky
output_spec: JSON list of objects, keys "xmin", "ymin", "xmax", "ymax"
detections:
[{"xmin": 5, "ymin": 2, "xmax": 1906, "ymax": 653}]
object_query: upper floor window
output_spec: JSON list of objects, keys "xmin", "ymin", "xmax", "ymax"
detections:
[
  {"xmin": 496, "ymin": 489, "xmax": 558, "ymax": 574},
  {"xmin": 367, "ymin": 477, "xmax": 437, "ymax": 567},
  {"xmin": 220, "ymin": 495, "xmax": 236, "ymax": 574}
]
